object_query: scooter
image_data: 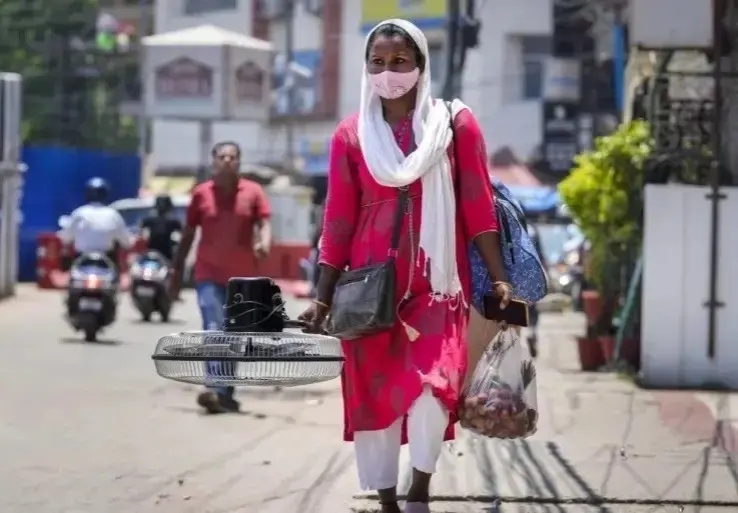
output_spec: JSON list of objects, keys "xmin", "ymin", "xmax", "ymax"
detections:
[
  {"xmin": 561, "ymin": 244, "xmax": 587, "ymax": 311},
  {"xmin": 130, "ymin": 250, "xmax": 172, "ymax": 322},
  {"xmin": 66, "ymin": 252, "xmax": 119, "ymax": 342}
]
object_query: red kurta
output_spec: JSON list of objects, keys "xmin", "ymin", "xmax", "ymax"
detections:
[
  {"xmin": 320, "ymin": 107, "xmax": 499, "ymax": 443},
  {"xmin": 187, "ymin": 179, "xmax": 271, "ymax": 286}
]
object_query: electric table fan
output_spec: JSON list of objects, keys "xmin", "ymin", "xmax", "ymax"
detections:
[{"xmin": 151, "ymin": 277, "xmax": 343, "ymax": 387}]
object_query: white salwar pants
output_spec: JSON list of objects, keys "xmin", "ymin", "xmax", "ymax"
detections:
[{"xmin": 354, "ymin": 386, "xmax": 448, "ymax": 491}]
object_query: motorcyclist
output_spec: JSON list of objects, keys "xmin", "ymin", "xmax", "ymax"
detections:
[
  {"xmin": 58, "ymin": 177, "xmax": 135, "ymax": 275},
  {"xmin": 526, "ymin": 220, "xmax": 547, "ymax": 359},
  {"xmin": 139, "ymin": 194, "xmax": 182, "ymax": 262},
  {"xmin": 563, "ymin": 225, "xmax": 589, "ymax": 310}
]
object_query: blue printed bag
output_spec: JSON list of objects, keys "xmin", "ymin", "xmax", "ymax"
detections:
[{"xmin": 469, "ymin": 179, "xmax": 548, "ymax": 310}]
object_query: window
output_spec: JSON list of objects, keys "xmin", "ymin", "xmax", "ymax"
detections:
[
  {"xmin": 183, "ymin": 0, "xmax": 237, "ymax": 16},
  {"xmin": 521, "ymin": 36, "xmax": 551, "ymax": 100}
]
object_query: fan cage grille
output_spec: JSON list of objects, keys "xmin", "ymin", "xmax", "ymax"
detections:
[{"xmin": 152, "ymin": 330, "xmax": 344, "ymax": 387}]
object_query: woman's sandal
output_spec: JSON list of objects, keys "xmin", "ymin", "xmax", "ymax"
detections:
[{"xmin": 404, "ymin": 503, "xmax": 431, "ymax": 513}]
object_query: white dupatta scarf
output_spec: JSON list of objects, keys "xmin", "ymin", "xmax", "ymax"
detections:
[{"xmin": 358, "ymin": 18, "xmax": 470, "ymax": 301}]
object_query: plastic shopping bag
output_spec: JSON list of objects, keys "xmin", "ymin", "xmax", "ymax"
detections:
[{"xmin": 457, "ymin": 324, "xmax": 538, "ymax": 439}]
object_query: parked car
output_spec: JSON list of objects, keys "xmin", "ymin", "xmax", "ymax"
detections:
[{"xmin": 109, "ymin": 195, "xmax": 198, "ymax": 286}]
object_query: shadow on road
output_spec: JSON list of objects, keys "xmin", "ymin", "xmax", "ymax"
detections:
[
  {"xmin": 59, "ymin": 336, "xmax": 123, "ymax": 346},
  {"xmin": 163, "ymin": 405, "xmax": 268, "ymax": 419},
  {"xmin": 234, "ymin": 387, "xmax": 340, "ymax": 402},
  {"xmin": 130, "ymin": 318, "xmax": 188, "ymax": 326},
  {"xmin": 382, "ymin": 437, "xmax": 738, "ymax": 511}
]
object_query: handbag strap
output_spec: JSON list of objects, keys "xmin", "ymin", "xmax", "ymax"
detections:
[
  {"xmin": 445, "ymin": 101, "xmax": 512, "ymax": 257},
  {"xmin": 445, "ymin": 101, "xmax": 458, "ymax": 171},
  {"xmin": 445, "ymin": 101, "xmax": 461, "ymax": 202},
  {"xmin": 388, "ymin": 187, "xmax": 409, "ymax": 258}
]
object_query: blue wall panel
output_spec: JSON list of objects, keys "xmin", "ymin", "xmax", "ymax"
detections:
[{"xmin": 16, "ymin": 147, "xmax": 141, "ymax": 281}]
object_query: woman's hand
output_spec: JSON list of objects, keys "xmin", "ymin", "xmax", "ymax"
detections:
[
  {"xmin": 492, "ymin": 281, "xmax": 513, "ymax": 330},
  {"xmin": 492, "ymin": 281, "xmax": 513, "ymax": 309},
  {"xmin": 253, "ymin": 240, "xmax": 270, "ymax": 260},
  {"xmin": 298, "ymin": 301, "xmax": 331, "ymax": 333}
]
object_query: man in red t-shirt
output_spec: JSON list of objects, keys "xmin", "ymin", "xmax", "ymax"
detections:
[{"xmin": 169, "ymin": 141, "xmax": 271, "ymax": 414}]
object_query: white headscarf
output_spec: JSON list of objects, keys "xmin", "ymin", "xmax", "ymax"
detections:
[{"xmin": 358, "ymin": 18, "xmax": 469, "ymax": 301}]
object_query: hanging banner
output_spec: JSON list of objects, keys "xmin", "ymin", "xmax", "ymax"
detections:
[
  {"xmin": 541, "ymin": 101, "xmax": 580, "ymax": 174},
  {"xmin": 298, "ymin": 138, "xmax": 330, "ymax": 175},
  {"xmin": 361, "ymin": 0, "xmax": 446, "ymax": 31},
  {"xmin": 543, "ymin": 58, "xmax": 581, "ymax": 102},
  {"xmin": 630, "ymin": 0, "xmax": 712, "ymax": 49}
]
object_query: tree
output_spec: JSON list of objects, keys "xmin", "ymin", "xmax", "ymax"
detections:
[{"xmin": 0, "ymin": 0, "xmax": 139, "ymax": 152}]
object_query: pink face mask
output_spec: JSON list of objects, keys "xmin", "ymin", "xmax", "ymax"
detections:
[{"xmin": 368, "ymin": 68, "xmax": 420, "ymax": 100}]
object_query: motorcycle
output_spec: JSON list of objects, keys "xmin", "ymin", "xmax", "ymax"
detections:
[
  {"xmin": 130, "ymin": 250, "xmax": 172, "ymax": 322},
  {"xmin": 66, "ymin": 252, "xmax": 118, "ymax": 342},
  {"xmin": 559, "ymin": 244, "xmax": 587, "ymax": 311}
]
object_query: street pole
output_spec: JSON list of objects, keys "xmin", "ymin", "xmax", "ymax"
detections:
[
  {"xmin": 455, "ymin": 0, "xmax": 479, "ymax": 98},
  {"xmin": 442, "ymin": 0, "xmax": 461, "ymax": 100},
  {"xmin": 706, "ymin": 0, "xmax": 726, "ymax": 359},
  {"xmin": 612, "ymin": 1, "xmax": 625, "ymax": 115},
  {"xmin": 284, "ymin": 0, "xmax": 296, "ymax": 169},
  {"xmin": 137, "ymin": 0, "xmax": 148, "ymax": 162}
]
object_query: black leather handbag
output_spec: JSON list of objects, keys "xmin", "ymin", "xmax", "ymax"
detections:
[{"xmin": 325, "ymin": 187, "xmax": 409, "ymax": 340}]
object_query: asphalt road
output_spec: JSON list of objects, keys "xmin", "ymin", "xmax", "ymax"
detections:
[
  {"xmin": 0, "ymin": 287, "xmax": 358, "ymax": 513},
  {"xmin": 6, "ymin": 288, "xmax": 738, "ymax": 513}
]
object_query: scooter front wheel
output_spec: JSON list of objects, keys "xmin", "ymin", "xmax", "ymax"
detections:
[{"xmin": 84, "ymin": 327, "xmax": 98, "ymax": 342}]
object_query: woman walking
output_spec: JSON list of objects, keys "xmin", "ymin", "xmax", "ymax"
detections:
[{"xmin": 300, "ymin": 19, "xmax": 511, "ymax": 513}]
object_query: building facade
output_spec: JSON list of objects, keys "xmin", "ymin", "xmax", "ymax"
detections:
[
  {"xmin": 101, "ymin": 0, "xmax": 155, "ymax": 29},
  {"xmin": 151, "ymin": 0, "xmax": 553, "ymax": 173}
]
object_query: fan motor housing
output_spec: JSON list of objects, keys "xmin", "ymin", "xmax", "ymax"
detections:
[
  {"xmin": 223, "ymin": 277, "xmax": 287, "ymax": 333},
  {"xmin": 151, "ymin": 276, "xmax": 344, "ymax": 387}
]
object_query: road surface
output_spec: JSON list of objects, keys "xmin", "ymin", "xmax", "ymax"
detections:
[
  {"xmin": 0, "ymin": 286, "xmax": 358, "ymax": 513},
  {"xmin": 3, "ymin": 287, "xmax": 738, "ymax": 513}
]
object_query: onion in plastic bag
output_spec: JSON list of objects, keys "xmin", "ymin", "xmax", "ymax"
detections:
[{"xmin": 457, "ymin": 329, "xmax": 538, "ymax": 439}]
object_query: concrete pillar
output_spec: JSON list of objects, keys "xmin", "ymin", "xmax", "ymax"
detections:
[{"xmin": 0, "ymin": 72, "xmax": 25, "ymax": 300}]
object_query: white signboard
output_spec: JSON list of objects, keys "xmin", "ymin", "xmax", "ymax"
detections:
[
  {"xmin": 143, "ymin": 25, "xmax": 273, "ymax": 121},
  {"xmin": 543, "ymin": 58, "xmax": 580, "ymax": 102},
  {"xmin": 631, "ymin": 0, "xmax": 713, "ymax": 50}
]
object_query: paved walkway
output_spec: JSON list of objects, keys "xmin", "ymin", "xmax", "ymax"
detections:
[
  {"xmin": 354, "ymin": 313, "xmax": 738, "ymax": 512},
  {"xmin": 3, "ymin": 287, "xmax": 737, "ymax": 512},
  {"xmin": 0, "ymin": 287, "xmax": 358, "ymax": 513}
]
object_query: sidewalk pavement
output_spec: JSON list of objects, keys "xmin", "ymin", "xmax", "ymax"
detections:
[
  {"xmin": 0, "ymin": 283, "xmax": 40, "ymax": 307},
  {"xmin": 353, "ymin": 312, "xmax": 738, "ymax": 512},
  {"xmin": 4, "ymin": 287, "xmax": 737, "ymax": 512}
]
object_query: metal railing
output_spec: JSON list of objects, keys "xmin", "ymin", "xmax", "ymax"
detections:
[{"xmin": 0, "ymin": 73, "xmax": 23, "ymax": 301}]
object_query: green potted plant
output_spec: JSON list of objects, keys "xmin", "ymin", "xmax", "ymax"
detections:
[{"xmin": 559, "ymin": 121, "xmax": 652, "ymax": 369}]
